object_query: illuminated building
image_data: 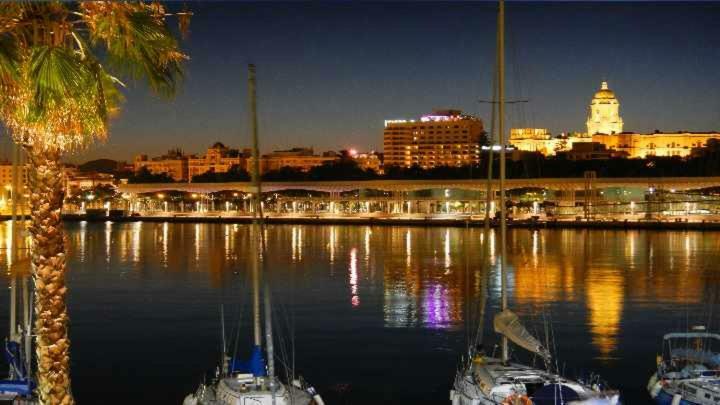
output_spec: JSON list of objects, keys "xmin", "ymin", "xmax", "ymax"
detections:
[
  {"xmin": 349, "ymin": 150, "xmax": 383, "ymax": 174},
  {"xmin": 64, "ymin": 171, "xmax": 115, "ymax": 191},
  {"xmin": 509, "ymin": 128, "xmax": 560, "ymax": 156},
  {"xmin": 512, "ymin": 81, "xmax": 720, "ymax": 159},
  {"xmin": 0, "ymin": 161, "xmax": 28, "ymax": 191},
  {"xmin": 586, "ymin": 81, "xmax": 623, "ymax": 135},
  {"xmin": 133, "ymin": 149, "xmax": 188, "ymax": 181},
  {"xmin": 0, "ymin": 161, "xmax": 28, "ymax": 210},
  {"xmin": 509, "ymin": 129, "xmax": 592, "ymax": 156},
  {"xmin": 593, "ymin": 131, "xmax": 720, "ymax": 158},
  {"xmin": 247, "ymin": 147, "xmax": 338, "ymax": 174},
  {"xmin": 562, "ymin": 142, "xmax": 621, "ymax": 160},
  {"xmin": 188, "ymin": 142, "xmax": 248, "ymax": 179},
  {"xmin": 383, "ymin": 109, "xmax": 484, "ymax": 168}
]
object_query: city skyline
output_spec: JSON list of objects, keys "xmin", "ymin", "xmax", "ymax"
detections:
[{"xmin": 5, "ymin": 1, "xmax": 716, "ymax": 163}]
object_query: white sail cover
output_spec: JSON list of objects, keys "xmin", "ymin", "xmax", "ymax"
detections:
[{"xmin": 493, "ymin": 309, "xmax": 551, "ymax": 360}]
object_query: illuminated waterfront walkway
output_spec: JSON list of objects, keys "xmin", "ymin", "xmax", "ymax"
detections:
[
  {"xmin": 73, "ymin": 176, "xmax": 720, "ymax": 226},
  {"xmin": 118, "ymin": 177, "xmax": 720, "ymax": 194}
]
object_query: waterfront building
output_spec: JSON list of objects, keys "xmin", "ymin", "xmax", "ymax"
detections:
[
  {"xmin": 65, "ymin": 171, "xmax": 115, "ymax": 192},
  {"xmin": 593, "ymin": 131, "xmax": 720, "ymax": 159},
  {"xmin": 350, "ymin": 150, "xmax": 383, "ymax": 174},
  {"xmin": 586, "ymin": 81, "xmax": 624, "ymax": 135},
  {"xmin": 560, "ymin": 142, "xmax": 622, "ymax": 161},
  {"xmin": 383, "ymin": 109, "xmax": 484, "ymax": 168},
  {"xmin": 0, "ymin": 161, "xmax": 28, "ymax": 191},
  {"xmin": 0, "ymin": 161, "xmax": 28, "ymax": 209},
  {"xmin": 248, "ymin": 147, "xmax": 338, "ymax": 174},
  {"xmin": 509, "ymin": 129, "xmax": 592, "ymax": 156},
  {"xmin": 188, "ymin": 142, "xmax": 248, "ymax": 179},
  {"xmin": 509, "ymin": 128, "xmax": 559, "ymax": 155},
  {"xmin": 133, "ymin": 148, "xmax": 188, "ymax": 181}
]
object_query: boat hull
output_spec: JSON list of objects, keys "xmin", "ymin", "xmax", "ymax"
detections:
[
  {"xmin": 653, "ymin": 388, "xmax": 701, "ymax": 405},
  {"xmin": 451, "ymin": 357, "xmax": 618, "ymax": 405}
]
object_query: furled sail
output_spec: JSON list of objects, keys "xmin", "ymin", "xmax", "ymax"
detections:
[{"xmin": 494, "ymin": 309, "xmax": 551, "ymax": 360}]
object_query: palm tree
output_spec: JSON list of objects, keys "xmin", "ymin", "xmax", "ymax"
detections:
[{"xmin": 0, "ymin": 3, "xmax": 190, "ymax": 403}]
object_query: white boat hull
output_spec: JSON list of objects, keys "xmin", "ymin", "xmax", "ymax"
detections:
[{"xmin": 451, "ymin": 356, "xmax": 618, "ymax": 405}]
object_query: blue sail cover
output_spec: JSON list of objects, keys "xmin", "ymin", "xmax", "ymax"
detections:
[
  {"xmin": 532, "ymin": 384, "xmax": 581, "ymax": 405},
  {"xmin": 229, "ymin": 345, "xmax": 267, "ymax": 377},
  {"xmin": 4, "ymin": 341, "xmax": 26, "ymax": 380},
  {"xmin": 1, "ymin": 340, "xmax": 33, "ymax": 396},
  {"xmin": 0, "ymin": 380, "xmax": 32, "ymax": 396}
]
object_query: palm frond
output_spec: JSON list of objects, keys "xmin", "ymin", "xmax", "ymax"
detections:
[
  {"xmin": 0, "ymin": 1, "xmax": 189, "ymax": 154},
  {"xmin": 29, "ymin": 45, "xmax": 92, "ymax": 116},
  {"xmin": 0, "ymin": 34, "xmax": 19, "ymax": 87},
  {"xmin": 81, "ymin": 2, "xmax": 187, "ymax": 98}
]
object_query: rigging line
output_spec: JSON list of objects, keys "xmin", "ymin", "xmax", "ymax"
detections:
[
  {"xmin": 464, "ymin": 223, "xmax": 471, "ymax": 348},
  {"xmin": 231, "ymin": 261, "xmax": 250, "ymax": 370},
  {"xmin": 473, "ymin": 12, "xmax": 500, "ymax": 352},
  {"xmin": 272, "ymin": 295, "xmax": 291, "ymax": 391},
  {"xmin": 507, "ymin": 20, "xmax": 523, "ymax": 130},
  {"xmin": 274, "ymin": 288, "xmax": 294, "ymax": 382}
]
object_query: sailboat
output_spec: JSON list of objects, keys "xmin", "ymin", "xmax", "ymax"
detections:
[
  {"xmin": 450, "ymin": 2, "xmax": 619, "ymax": 404},
  {"xmin": 183, "ymin": 64, "xmax": 324, "ymax": 405},
  {"xmin": 0, "ymin": 145, "xmax": 37, "ymax": 403},
  {"xmin": 647, "ymin": 326, "xmax": 720, "ymax": 405}
]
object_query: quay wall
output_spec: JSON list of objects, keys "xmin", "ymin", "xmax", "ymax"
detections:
[{"xmin": 45, "ymin": 214, "xmax": 720, "ymax": 231}]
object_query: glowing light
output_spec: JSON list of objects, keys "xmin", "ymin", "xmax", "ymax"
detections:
[
  {"xmin": 328, "ymin": 226, "xmax": 336, "ymax": 264},
  {"xmin": 586, "ymin": 270, "xmax": 624, "ymax": 360},
  {"xmin": 422, "ymin": 283, "xmax": 450, "ymax": 328},
  {"xmin": 384, "ymin": 119, "xmax": 411, "ymax": 127},
  {"xmin": 349, "ymin": 248, "xmax": 359, "ymax": 307},
  {"xmin": 105, "ymin": 221, "xmax": 112, "ymax": 264},
  {"xmin": 161, "ymin": 222, "xmax": 168, "ymax": 267},
  {"xmin": 157, "ymin": 193, "xmax": 165, "ymax": 199},
  {"xmin": 444, "ymin": 229, "xmax": 451, "ymax": 271},
  {"xmin": 405, "ymin": 230, "xmax": 412, "ymax": 268}
]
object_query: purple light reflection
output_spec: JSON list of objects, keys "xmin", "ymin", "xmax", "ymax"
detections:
[{"xmin": 422, "ymin": 283, "xmax": 450, "ymax": 329}]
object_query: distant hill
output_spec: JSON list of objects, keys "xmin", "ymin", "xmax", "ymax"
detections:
[{"xmin": 78, "ymin": 159, "xmax": 119, "ymax": 174}]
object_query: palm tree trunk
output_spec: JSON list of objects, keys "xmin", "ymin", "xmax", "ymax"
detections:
[{"xmin": 25, "ymin": 147, "xmax": 74, "ymax": 405}]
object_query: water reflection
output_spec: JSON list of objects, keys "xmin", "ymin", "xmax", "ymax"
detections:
[
  {"xmin": 0, "ymin": 223, "xmax": 715, "ymax": 364},
  {"xmin": 586, "ymin": 269, "xmax": 623, "ymax": 359},
  {"xmin": 349, "ymin": 247, "xmax": 359, "ymax": 307}
]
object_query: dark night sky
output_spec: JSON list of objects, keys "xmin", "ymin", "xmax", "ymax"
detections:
[{"xmin": 55, "ymin": 1, "xmax": 720, "ymax": 162}]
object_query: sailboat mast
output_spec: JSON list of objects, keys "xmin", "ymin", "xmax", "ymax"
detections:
[
  {"xmin": 248, "ymin": 64, "xmax": 262, "ymax": 348},
  {"xmin": 475, "ymin": 6, "xmax": 501, "ymax": 352},
  {"xmin": 497, "ymin": 0, "xmax": 509, "ymax": 363},
  {"xmin": 248, "ymin": 64, "xmax": 277, "ymax": 387},
  {"xmin": 264, "ymin": 284, "xmax": 276, "ymax": 388}
]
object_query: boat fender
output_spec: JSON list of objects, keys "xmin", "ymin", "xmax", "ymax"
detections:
[
  {"xmin": 647, "ymin": 375, "xmax": 662, "ymax": 398},
  {"xmin": 671, "ymin": 394, "xmax": 682, "ymax": 405},
  {"xmin": 502, "ymin": 393, "xmax": 531, "ymax": 405},
  {"xmin": 306, "ymin": 385, "xmax": 325, "ymax": 405},
  {"xmin": 182, "ymin": 394, "xmax": 198, "ymax": 405},
  {"xmin": 649, "ymin": 381, "xmax": 663, "ymax": 399}
]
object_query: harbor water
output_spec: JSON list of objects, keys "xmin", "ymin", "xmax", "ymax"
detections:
[{"xmin": 1, "ymin": 221, "xmax": 718, "ymax": 404}]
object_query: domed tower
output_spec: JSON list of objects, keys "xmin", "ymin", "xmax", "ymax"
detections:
[{"xmin": 586, "ymin": 81, "xmax": 623, "ymax": 135}]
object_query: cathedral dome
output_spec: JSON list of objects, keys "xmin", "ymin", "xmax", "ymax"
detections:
[{"xmin": 593, "ymin": 81, "xmax": 616, "ymax": 100}]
